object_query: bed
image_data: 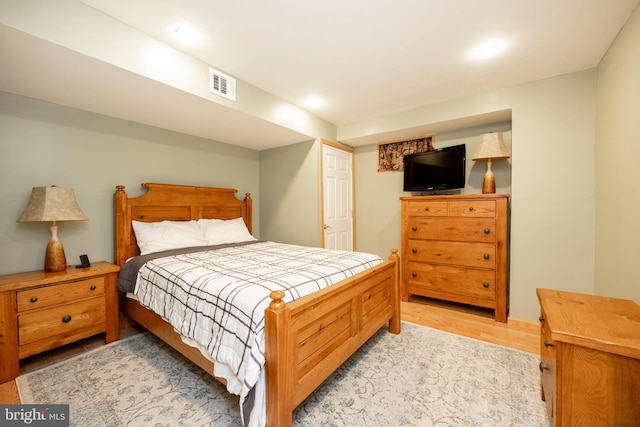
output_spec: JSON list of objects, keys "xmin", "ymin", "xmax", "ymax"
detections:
[{"xmin": 114, "ymin": 183, "xmax": 401, "ymax": 427}]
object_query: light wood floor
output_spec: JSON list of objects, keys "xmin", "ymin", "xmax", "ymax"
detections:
[{"xmin": 0, "ymin": 296, "xmax": 539, "ymax": 404}]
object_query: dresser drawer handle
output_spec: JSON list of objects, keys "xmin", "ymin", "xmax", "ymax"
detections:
[
  {"xmin": 412, "ymin": 272, "xmax": 417, "ymax": 278},
  {"xmin": 544, "ymin": 340, "xmax": 554, "ymax": 348},
  {"xmin": 469, "ymin": 207, "xmax": 474, "ymax": 211},
  {"xmin": 30, "ymin": 296, "xmax": 38, "ymax": 303},
  {"xmin": 483, "ymin": 282, "xmax": 490, "ymax": 288},
  {"xmin": 483, "ymin": 254, "xmax": 490, "ymax": 260},
  {"xmin": 412, "ymin": 226, "xmax": 417, "ymax": 231},
  {"xmin": 539, "ymin": 362, "xmax": 547, "ymax": 372},
  {"xmin": 62, "ymin": 315, "xmax": 72, "ymax": 324},
  {"xmin": 424, "ymin": 207, "xmax": 429, "ymax": 211},
  {"xmin": 412, "ymin": 248, "xmax": 417, "ymax": 253},
  {"xmin": 484, "ymin": 228, "xmax": 490, "ymax": 234},
  {"xmin": 539, "ymin": 316, "xmax": 545, "ymax": 323},
  {"xmin": 90, "ymin": 285, "xmax": 97, "ymax": 290}
]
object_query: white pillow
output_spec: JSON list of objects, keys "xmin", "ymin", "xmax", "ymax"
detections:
[
  {"xmin": 132, "ymin": 220, "xmax": 208, "ymax": 255},
  {"xmin": 197, "ymin": 217, "xmax": 256, "ymax": 245}
]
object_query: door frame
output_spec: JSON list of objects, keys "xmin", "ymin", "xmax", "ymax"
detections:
[{"xmin": 320, "ymin": 138, "xmax": 355, "ymax": 250}]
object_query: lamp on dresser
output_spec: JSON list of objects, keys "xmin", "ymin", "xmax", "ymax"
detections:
[
  {"xmin": 472, "ymin": 132, "xmax": 510, "ymax": 194},
  {"xmin": 17, "ymin": 185, "xmax": 88, "ymax": 272}
]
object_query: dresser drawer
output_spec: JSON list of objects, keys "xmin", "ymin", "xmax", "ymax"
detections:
[
  {"xmin": 406, "ymin": 240, "xmax": 496, "ymax": 268},
  {"xmin": 407, "ymin": 218, "xmax": 496, "ymax": 243},
  {"xmin": 406, "ymin": 200, "xmax": 448, "ymax": 217},
  {"xmin": 406, "ymin": 263, "xmax": 496, "ymax": 302},
  {"xmin": 539, "ymin": 307, "xmax": 557, "ymax": 422},
  {"xmin": 17, "ymin": 277, "xmax": 104, "ymax": 313},
  {"xmin": 18, "ymin": 297, "xmax": 106, "ymax": 346},
  {"xmin": 448, "ymin": 200, "xmax": 496, "ymax": 217}
]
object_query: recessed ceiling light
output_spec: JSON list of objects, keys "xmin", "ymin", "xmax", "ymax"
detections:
[
  {"xmin": 303, "ymin": 96, "xmax": 326, "ymax": 109},
  {"xmin": 173, "ymin": 23, "xmax": 202, "ymax": 45},
  {"xmin": 471, "ymin": 41, "xmax": 504, "ymax": 59}
]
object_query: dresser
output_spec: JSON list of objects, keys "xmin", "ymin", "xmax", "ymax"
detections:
[
  {"xmin": 0, "ymin": 262, "xmax": 120, "ymax": 384},
  {"xmin": 537, "ymin": 288, "xmax": 640, "ymax": 426},
  {"xmin": 400, "ymin": 194, "xmax": 509, "ymax": 322}
]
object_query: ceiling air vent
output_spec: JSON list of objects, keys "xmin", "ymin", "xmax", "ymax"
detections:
[{"xmin": 209, "ymin": 68, "xmax": 236, "ymax": 101}]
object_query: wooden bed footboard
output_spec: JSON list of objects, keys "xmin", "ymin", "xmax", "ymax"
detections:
[
  {"xmin": 114, "ymin": 183, "xmax": 401, "ymax": 427},
  {"xmin": 264, "ymin": 250, "xmax": 400, "ymax": 427}
]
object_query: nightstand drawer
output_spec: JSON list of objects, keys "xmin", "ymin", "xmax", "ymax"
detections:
[
  {"xmin": 18, "ymin": 297, "xmax": 106, "ymax": 346},
  {"xmin": 17, "ymin": 277, "xmax": 104, "ymax": 312}
]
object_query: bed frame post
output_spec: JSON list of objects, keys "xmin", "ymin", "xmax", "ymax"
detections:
[
  {"xmin": 114, "ymin": 185, "xmax": 130, "ymax": 266},
  {"xmin": 244, "ymin": 193, "xmax": 253, "ymax": 235},
  {"xmin": 264, "ymin": 290, "xmax": 293, "ymax": 427},
  {"xmin": 388, "ymin": 248, "xmax": 401, "ymax": 334}
]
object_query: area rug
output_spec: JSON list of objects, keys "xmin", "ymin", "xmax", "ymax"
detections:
[{"xmin": 17, "ymin": 322, "xmax": 548, "ymax": 426}]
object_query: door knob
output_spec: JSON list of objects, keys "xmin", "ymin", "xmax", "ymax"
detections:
[{"xmin": 323, "ymin": 224, "xmax": 331, "ymax": 229}]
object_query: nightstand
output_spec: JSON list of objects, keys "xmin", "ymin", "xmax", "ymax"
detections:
[{"xmin": 0, "ymin": 261, "xmax": 120, "ymax": 384}]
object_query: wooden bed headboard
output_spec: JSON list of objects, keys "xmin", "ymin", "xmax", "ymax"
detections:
[{"xmin": 114, "ymin": 183, "xmax": 252, "ymax": 266}]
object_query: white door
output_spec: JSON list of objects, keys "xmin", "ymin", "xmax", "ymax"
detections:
[{"xmin": 322, "ymin": 142, "xmax": 354, "ymax": 250}]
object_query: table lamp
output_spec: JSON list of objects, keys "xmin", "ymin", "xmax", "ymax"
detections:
[
  {"xmin": 471, "ymin": 132, "xmax": 510, "ymax": 194},
  {"xmin": 17, "ymin": 186, "xmax": 88, "ymax": 272}
]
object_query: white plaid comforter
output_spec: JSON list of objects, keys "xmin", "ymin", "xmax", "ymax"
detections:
[{"xmin": 132, "ymin": 241, "xmax": 383, "ymax": 425}]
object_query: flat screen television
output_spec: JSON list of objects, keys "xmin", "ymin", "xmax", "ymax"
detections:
[{"xmin": 403, "ymin": 144, "xmax": 466, "ymax": 192}]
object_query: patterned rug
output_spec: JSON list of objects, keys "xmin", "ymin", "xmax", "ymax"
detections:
[{"xmin": 17, "ymin": 322, "xmax": 548, "ymax": 426}]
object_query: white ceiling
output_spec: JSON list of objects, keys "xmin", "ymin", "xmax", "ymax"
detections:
[{"xmin": 2, "ymin": 1, "xmax": 638, "ymax": 150}]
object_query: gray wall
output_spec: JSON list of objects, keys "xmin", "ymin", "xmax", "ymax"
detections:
[
  {"xmin": 259, "ymin": 138, "xmax": 321, "ymax": 246},
  {"xmin": 0, "ymin": 92, "xmax": 260, "ymax": 274},
  {"xmin": 595, "ymin": 5, "xmax": 640, "ymax": 302}
]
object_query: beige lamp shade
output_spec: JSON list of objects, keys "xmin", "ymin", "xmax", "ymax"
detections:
[
  {"xmin": 17, "ymin": 186, "xmax": 88, "ymax": 223},
  {"xmin": 471, "ymin": 133, "xmax": 510, "ymax": 194},
  {"xmin": 17, "ymin": 186, "xmax": 88, "ymax": 272},
  {"xmin": 471, "ymin": 132, "xmax": 510, "ymax": 161}
]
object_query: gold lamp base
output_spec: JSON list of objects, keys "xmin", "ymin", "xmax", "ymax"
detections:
[{"xmin": 45, "ymin": 223, "xmax": 67, "ymax": 272}]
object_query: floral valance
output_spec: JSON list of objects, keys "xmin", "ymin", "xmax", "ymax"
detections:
[{"xmin": 377, "ymin": 135, "xmax": 434, "ymax": 172}]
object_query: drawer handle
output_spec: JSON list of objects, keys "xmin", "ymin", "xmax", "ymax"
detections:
[
  {"xmin": 412, "ymin": 272, "xmax": 417, "ymax": 278},
  {"xmin": 62, "ymin": 315, "xmax": 72, "ymax": 324},
  {"xmin": 544, "ymin": 340, "xmax": 554, "ymax": 348},
  {"xmin": 483, "ymin": 282, "xmax": 490, "ymax": 288},
  {"xmin": 90, "ymin": 285, "xmax": 97, "ymax": 290},
  {"xmin": 484, "ymin": 228, "xmax": 490, "ymax": 234},
  {"xmin": 539, "ymin": 362, "xmax": 548, "ymax": 372},
  {"xmin": 469, "ymin": 207, "xmax": 474, "ymax": 211},
  {"xmin": 412, "ymin": 248, "xmax": 417, "ymax": 253},
  {"xmin": 483, "ymin": 254, "xmax": 490, "ymax": 260},
  {"xmin": 412, "ymin": 226, "xmax": 417, "ymax": 231},
  {"xmin": 30, "ymin": 296, "xmax": 38, "ymax": 303},
  {"xmin": 539, "ymin": 316, "xmax": 545, "ymax": 323},
  {"xmin": 424, "ymin": 207, "xmax": 429, "ymax": 211}
]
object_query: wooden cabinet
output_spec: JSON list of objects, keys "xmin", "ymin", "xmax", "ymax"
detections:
[
  {"xmin": 537, "ymin": 288, "xmax": 640, "ymax": 426},
  {"xmin": 0, "ymin": 262, "xmax": 120, "ymax": 384},
  {"xmin": 400, "ymin": 194, "xmax": 509, "ymax": 322}
]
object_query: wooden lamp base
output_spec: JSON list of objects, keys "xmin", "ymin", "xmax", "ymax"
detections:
[
  {"xmin": 45, "ymin": 223, "xmax": 67, "ymax": 272},
  {"xmin": 482, "ymin": 159, "xmax": 496, "ymax": 194}
]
